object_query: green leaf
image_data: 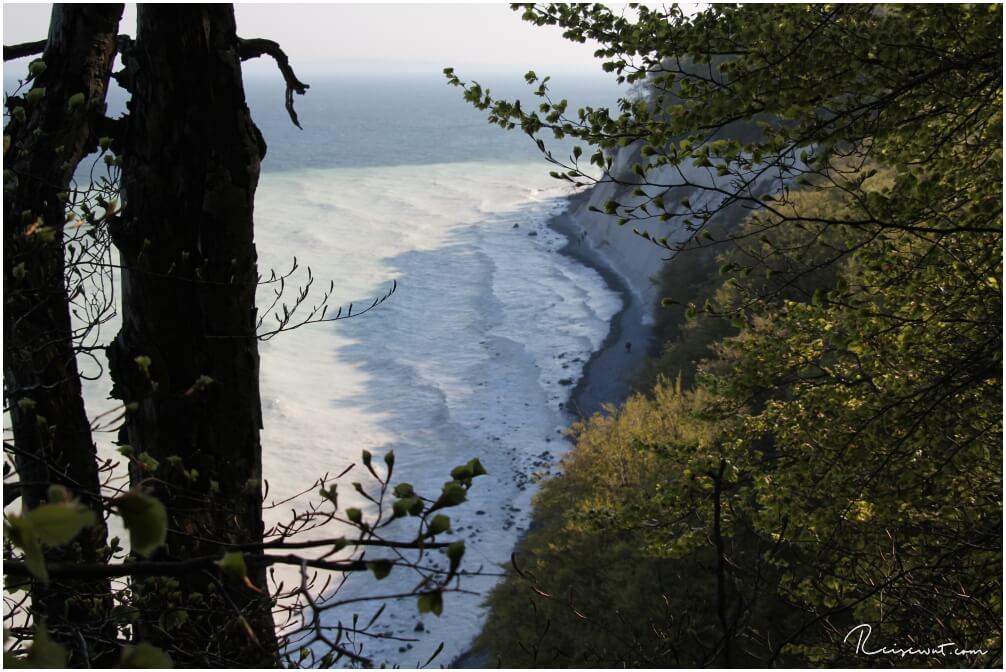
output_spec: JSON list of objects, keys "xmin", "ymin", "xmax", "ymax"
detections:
[
  {"xmin": 137, "ymin": 452, "xmax": 159, "ymax": 473},
  {"xmin": 24, "ymin": 501, "xmax": 95, "ymax": 547},
  {"xmin": 159, "ymin": 608, "xmax": 189, "ymax": 632},
  {"xmin": 215, "ymin": 551, "xmax": 247, "ymax": 580},
  {"xmin": 134, "ymin": 355, "xmax": 152, "ymax": 373},
  {"xmin": 345, "ymin": 507, "xmax": 363, "ymax": 524},
  {"xmin": 319, "ymin": 484, "xmax": 338, "ymax": 506},
  {"xmin": 45, "ymin": 485, "xmax": 68, "ymax": 504},
  {"xmin": 24, "ymin": 621, "xmax": 66, "ymax": 668},
  {"xmin": 417, "ymin": 590, "xmax": 443, "ymax": 617},
  {"xmin": 450, "ymin": 464, "xmax": 473, "ymax": 480},
  {"xmin": 392, "ymin": 499, "xmax": 410, "ymax": 518},
  {"xmin": 368, "ymin": 559, "xmax": 393, "ymax": 580},
  {"xmin": 116, "ymin": 492, "xmax": 167, "ymax": 557},
  {"xmin": 119, "ymin": 643, "xmax": 173, "ymax": 668},
  {"xmin": 467, "ymin": 458, "xmax": 488, "ymax": 477},
  {"xmin": 20, "ymin": 534, "xmax": 47, "ymax": 583},
  {"xmin": 435, "ymin": 482, "xmax": 467, "ymax": 508},
  {"xmin": 65, "ymin": 92, "xmax": 85, "ymax": 111},
  {"xmin": 447, "ymin": 540, "xmax": 465, "ymax": 571},
  {"xmin": 2, "ymin": 651, "xmax": 27, "ymax": 669},
  {"xmin": 5, "ymin": 517, "xmax": 48, "ymax": 582},
  {"xmin": 4, "ymin": 569, "xmax": 31, "ymax": 596},
  {"xmin": 428, "ymin": 514, "xmax": 451, "ymax": 536},
  {"xmin": 402, "ymin": 497, "xmax": 425, "ymax": 516},
  {"xmin": 393, "ymin": 483, "xmax": 414, "ymax": 498}
]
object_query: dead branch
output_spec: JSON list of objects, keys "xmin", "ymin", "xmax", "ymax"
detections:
[
  {"xmin": 4, "ymin": 39, "xmax": 46, "ymax": 61},
  {"xmin": 237, "ymin": 36, "xmax": 309, "ymax": 128}
]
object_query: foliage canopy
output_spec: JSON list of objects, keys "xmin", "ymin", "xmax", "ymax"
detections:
[{"xmin": 455, "ymin": 3, "xmax": 1002, "ymax": 667}]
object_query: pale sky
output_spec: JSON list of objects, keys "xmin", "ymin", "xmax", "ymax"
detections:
[{"xmin": 2, "ymin": 2, "xmax": 610, "ymax": 75}]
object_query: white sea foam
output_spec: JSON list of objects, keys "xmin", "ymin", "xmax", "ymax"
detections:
[
  {"xmin": 67, "ymin": 161, "xmax": 619, "ymax": 665},
  {"xmin": 253, "ymin": 161, "xmax": 620, "ymax": 665},
  {"xmin": 16, "ymin": 70, "xmax": 625, "ymax": 665}
]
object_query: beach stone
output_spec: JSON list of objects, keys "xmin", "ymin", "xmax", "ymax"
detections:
[{"xmin": 527, "ymin": 231, "xmax": 537, "ymax": 236}]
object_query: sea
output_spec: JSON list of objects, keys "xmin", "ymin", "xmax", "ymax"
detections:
[
  {"xmin": 246, "ymin": 74, "xmax": 623, "ymax": 666},
  {"xmin": 8, "ymin": 70, "xmax": 624, "ymax": 666}
]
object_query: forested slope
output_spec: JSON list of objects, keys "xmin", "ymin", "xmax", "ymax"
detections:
[{"xmin": 454, "ymin": 5, "xmax": 1002, "ymax": 666}]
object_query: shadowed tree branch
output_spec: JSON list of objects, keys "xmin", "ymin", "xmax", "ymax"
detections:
[
  {"xmin": 4, "ymin": 39, "xmax": 46, "ymax": 61},
  {"xmin": 238, "ymin": 36, "xmax": 310, "ymax": 128}
]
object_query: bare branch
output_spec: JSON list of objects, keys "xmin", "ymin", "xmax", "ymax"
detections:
[
  {"xmin": 3, "ymin": 554, "xmax": 370, "ymax": 581},
  {"xmin": 3, "ymin": 39, "xmax": 46, "ymax": 61},
  {"xmin": 237, "ymin": 36, "xmax": 310, "ymax": 128}
]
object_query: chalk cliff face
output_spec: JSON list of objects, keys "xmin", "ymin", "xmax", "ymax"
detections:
[
  {"xmin": 565, "ymin": 146, "xmax": 664, "ymax": 316},
  {"xmin": 564, "ymin": 143, "xmax": 717, "ymax": 316},
  {"xmin": 565, "ymin": 132, "xmax": 785, "ymax": 315}
]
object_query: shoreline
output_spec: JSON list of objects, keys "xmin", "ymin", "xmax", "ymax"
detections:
[
  {"xmin": 547, "ymin": 202, "xmax": 654, "ymax": 419},
  {"xmin": 450, "ymin": 196, "xmax": 656, "ymax": 668}
]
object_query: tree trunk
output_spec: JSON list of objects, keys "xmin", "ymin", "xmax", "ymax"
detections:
[
  {"xmin": 3, "ymin": 4, "xmax": 123, "ymax": 664},
  {"xmin": 107, "ymin": 4, "xmax": 277, "ymax": 666}
]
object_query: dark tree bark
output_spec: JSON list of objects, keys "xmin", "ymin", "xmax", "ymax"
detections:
[
  {"xmin": 107, "ymin": 4, "xmax": 277, "ymax": 666},
  {"xmin": 3, "ymin": 4, "xmax": 123, "ymax": 664}
]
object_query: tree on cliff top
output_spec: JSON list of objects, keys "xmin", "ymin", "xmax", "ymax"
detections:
[
  {"xmin": 451, "ymin": 4, "xmax": 1001, "ymax": 666},
  {"xmin": 448, "ymin": 4, "xmax": 1000, "ymax": 247},
  {"xmin": 5, "ymin": 5, "xmax": 480, "ymax": 667}
]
